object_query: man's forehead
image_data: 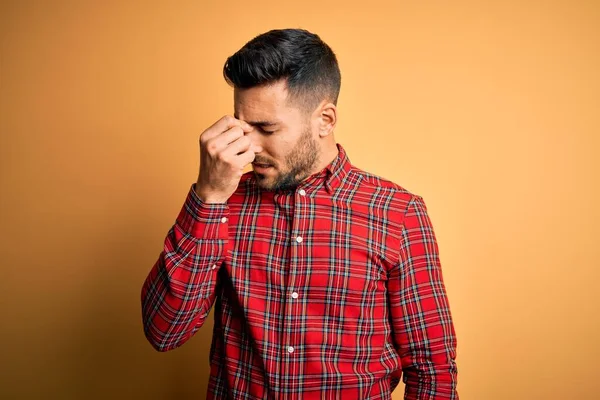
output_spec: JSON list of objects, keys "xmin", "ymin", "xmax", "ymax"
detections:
[{"xmin": 234, "ymin": 84, "xmax": 292, "ymax": 121}]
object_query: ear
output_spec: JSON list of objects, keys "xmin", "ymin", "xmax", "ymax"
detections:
[{"xmin": 314, "ymin": 101, "xmax": 337, "ymax": 138}]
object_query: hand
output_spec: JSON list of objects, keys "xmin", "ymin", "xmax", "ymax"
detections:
[{"xmin": 195, "ymin": 115, "xmax": 262, "ymax": 203}]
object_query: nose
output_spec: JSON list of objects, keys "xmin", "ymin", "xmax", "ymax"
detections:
[{"xmin": 244, "ymin": 129, "xmax": 264, "ymax": 153}]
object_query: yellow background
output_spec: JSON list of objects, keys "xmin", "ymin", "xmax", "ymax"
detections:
[{"xmin": 1, "ymin": 1, "xmax": 598, "ymax": 399}]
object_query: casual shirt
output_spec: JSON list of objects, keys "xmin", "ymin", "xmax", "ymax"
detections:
[{"xmin": 141, "ymin": 143, "xmax": 458, "ymax": 399}]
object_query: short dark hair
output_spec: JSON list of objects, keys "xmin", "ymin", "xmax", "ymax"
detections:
[{"xmin": 223, "ymin": 28, "xmax": 341, "ymax": 111}]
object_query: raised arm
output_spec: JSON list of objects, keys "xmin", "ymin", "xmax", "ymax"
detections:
[
  {"xmin": 141, "ymin": 115, "xmax": 261, "ymax": 351},
  {"xmin": 141, "ymin": 184, "xmax": 229, "ymax": 351}
]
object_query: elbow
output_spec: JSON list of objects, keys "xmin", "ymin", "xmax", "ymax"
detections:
[
  {"xmin": 142, "ymin": 320, "xmax": 169, "ymax": 352},
  {"xmin": 143, "ymin": 325, "xmax": 186, "ymax": 353},
  {"xmin": 141, "ymin": 310, "xmax": 205, "ymax": 352}
]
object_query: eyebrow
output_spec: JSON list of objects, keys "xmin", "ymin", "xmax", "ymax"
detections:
[{"xmin": 234, "ymin": 114, "xmax": 280, "ymax": 128}]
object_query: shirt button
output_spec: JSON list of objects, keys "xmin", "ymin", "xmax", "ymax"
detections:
[
  {"xmin": 220, "ymin": 217, "xmax": 228, "ymax": 223},
  {"xmin": 211, "ymin": 264, "xmax": 217, "ymax": 270},
  {"xmin": 291, "ymin": 292, "xmax": 299, "ymax": 299},
  {"xmin": 287, "ymin": 346, "xmax": 295, "ymax": 353},
  {"xmin": 295, "ymin": 236, "xmax": 303, "ymax": 243},
  {"xmin": 298, "ymin": 189, "xmax": 306, "ymax": 196}
]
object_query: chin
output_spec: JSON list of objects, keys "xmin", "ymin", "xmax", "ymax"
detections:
[{"xmin": 253, "ymin": 173, "xmax": 275, "ymax": 190}]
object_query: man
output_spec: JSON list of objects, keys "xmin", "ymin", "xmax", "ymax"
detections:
[{"xmin": 141, "ymin": 28, "xmax": 458, "ymax": 399}]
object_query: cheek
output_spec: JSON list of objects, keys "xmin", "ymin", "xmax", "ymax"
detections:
[
  {"xmin": 264, "ymin": 138, "xmax": 292, "ymax": 161},
  {"xmin": 258, "ymin": 145, "xmax": 281, "ymax": 166}
]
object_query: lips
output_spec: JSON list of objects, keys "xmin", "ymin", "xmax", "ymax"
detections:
[{"xmin": 253, "ymin": 163, "xmax": 272, "ymax": 168}]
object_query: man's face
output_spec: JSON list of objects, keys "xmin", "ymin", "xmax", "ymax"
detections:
[{"xmin": 234, "ymin": 80, "xmax": 321, "ymax": 191}]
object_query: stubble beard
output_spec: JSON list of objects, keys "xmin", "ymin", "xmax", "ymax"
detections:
[{"xmin": 254, "ymin": 126, "xmax": 320, "ymax": 192}]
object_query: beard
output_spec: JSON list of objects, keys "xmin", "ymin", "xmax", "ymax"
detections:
[{"xmin": 253, "ymin": 126, "xmax": 320, "ymax": 192}]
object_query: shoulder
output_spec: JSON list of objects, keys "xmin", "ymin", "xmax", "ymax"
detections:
[{"xmin": 345, "ymin": 164, "xmax": 420, "ymax": 209}]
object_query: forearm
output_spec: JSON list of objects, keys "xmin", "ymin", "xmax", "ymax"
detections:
[{"xmin": 141, "ymin": 183, "xmax": 229, "ymax": 351}]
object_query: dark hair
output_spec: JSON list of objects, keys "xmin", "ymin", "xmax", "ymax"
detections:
[{"xmin": 223, "ymin": 28, "xmax": 341, "ymax": 110}]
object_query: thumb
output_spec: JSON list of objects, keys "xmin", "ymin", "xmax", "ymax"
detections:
[{"xmin": 239, "ymin": 120, "xmax": 254, "ymax": 132}]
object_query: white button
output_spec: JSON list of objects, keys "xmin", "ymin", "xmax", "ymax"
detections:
[
  {"xmin": 221, "ymin": 217, "xmax": 228, "ymax": 223},
  {"xmin": 287, "ymin": 346, "xmax": 295, "ymax": 353},
  {"xmin": 291, "ymin": 292, "xmax": 299, "ymax": 299},
  {"xmin": 298, "ymin": 189, "xmax": 306, "ymax": 196},
  {"xmin": 211, "ymin": 264, "xmax": 217, "ymax": 270},
  {"xmin": 295, "ymin": 236, "xmax": 303, "ymax": 243}
]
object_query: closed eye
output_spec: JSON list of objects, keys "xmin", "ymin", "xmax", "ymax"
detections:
[{"xmin": 257, "ymin": 126, "xmax": 276, "ymax": 134}]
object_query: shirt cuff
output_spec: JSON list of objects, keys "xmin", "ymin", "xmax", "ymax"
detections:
[{"xmin": 175, "ymin": 183, "xmax": 230, "ymax": 239}]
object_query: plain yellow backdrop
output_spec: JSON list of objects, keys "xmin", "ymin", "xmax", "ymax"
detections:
[{"xmin": 1, "ymin": 1, "xmax": 598, "ymax": 399}]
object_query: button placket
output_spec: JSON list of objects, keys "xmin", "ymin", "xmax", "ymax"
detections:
[{"xmin": 285, "ymin": 188, "xmax": 309, "ymax": 360}]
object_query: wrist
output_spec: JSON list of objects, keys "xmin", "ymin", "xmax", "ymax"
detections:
[{"xmin": 194, "ymin": 184, "xmax": 228, "ymax": 204}]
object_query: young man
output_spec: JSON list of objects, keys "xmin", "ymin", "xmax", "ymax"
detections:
[{"xmin": 141, "ymin": 28, "xmax": 458, "ymax": 399}]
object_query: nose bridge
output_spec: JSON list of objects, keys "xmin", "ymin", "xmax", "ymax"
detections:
[{"xmin": 245, "ymin": 128, "xmax": 264, "ymax": 149}]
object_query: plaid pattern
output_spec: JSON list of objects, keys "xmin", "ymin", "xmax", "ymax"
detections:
[{"xmin": 141, "ymin": 144, "xmax": 458, "ymax": 399}]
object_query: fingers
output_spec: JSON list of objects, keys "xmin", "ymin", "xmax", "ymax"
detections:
[
  {"xmin": 199, "ymin": 115, "xmax": 261, "ymax": 172},
  {"xmin": 221, "ymin": 126, "xmax": 245, "ymax": 146},
  {"xmin": 223, "ymin": 135, "xmax": 263, "ymax": 168},
  {"xmin": 236, "ymin": 147, "xmax": 257, "ymax": 167},
  {"xmin": 239, "ymin": 119, "xmax": 253, "ymax": 132},
  {"xmin": 222, "ymin": 134, "xmax": 252, "ymax": 158},
  {"xmin": 205, "ymin": 125, "xmax": 262, "ymax": 155},
  {"xmin": 202, "ymin": 115, "xmax": 253, "ymax": 142},
  {"xmin": 205, "ymin": 126, "xmax": 244, "ymax": 155},
  {"xmin": 195, "ymin": 116, "xmax": 259, "ymax": 203}
]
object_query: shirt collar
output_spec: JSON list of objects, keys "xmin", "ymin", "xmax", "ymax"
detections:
[
  {"xmin": 298, "ymin": 143, "xmax": 351, "ymax": 194},
  {"xmin": 250, "ymin": 143, "xmax": 351, "ymax": 196}
]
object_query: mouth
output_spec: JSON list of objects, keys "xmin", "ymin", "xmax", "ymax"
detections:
[{"xmin": 252, "ymin": 162, "xmax": 273, "ymax": 172}]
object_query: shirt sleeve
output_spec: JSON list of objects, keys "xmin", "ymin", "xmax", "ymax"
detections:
[
  {"xmin": 141, "ymin": 183, "xmax": 229, "ymax": 352},
  {"xmin": 387, "ymin": 195, "xmax": 459, "ymax": 399}
]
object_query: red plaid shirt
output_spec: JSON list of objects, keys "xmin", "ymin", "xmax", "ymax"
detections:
[{"xmin": 141, "ymin": 144, "xmax": 458, "ymax": 399}]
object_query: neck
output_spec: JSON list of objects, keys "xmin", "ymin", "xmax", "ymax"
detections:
[{"xmin": 310, "ymin": 141, "xmax": 339, "ymax": 176}]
